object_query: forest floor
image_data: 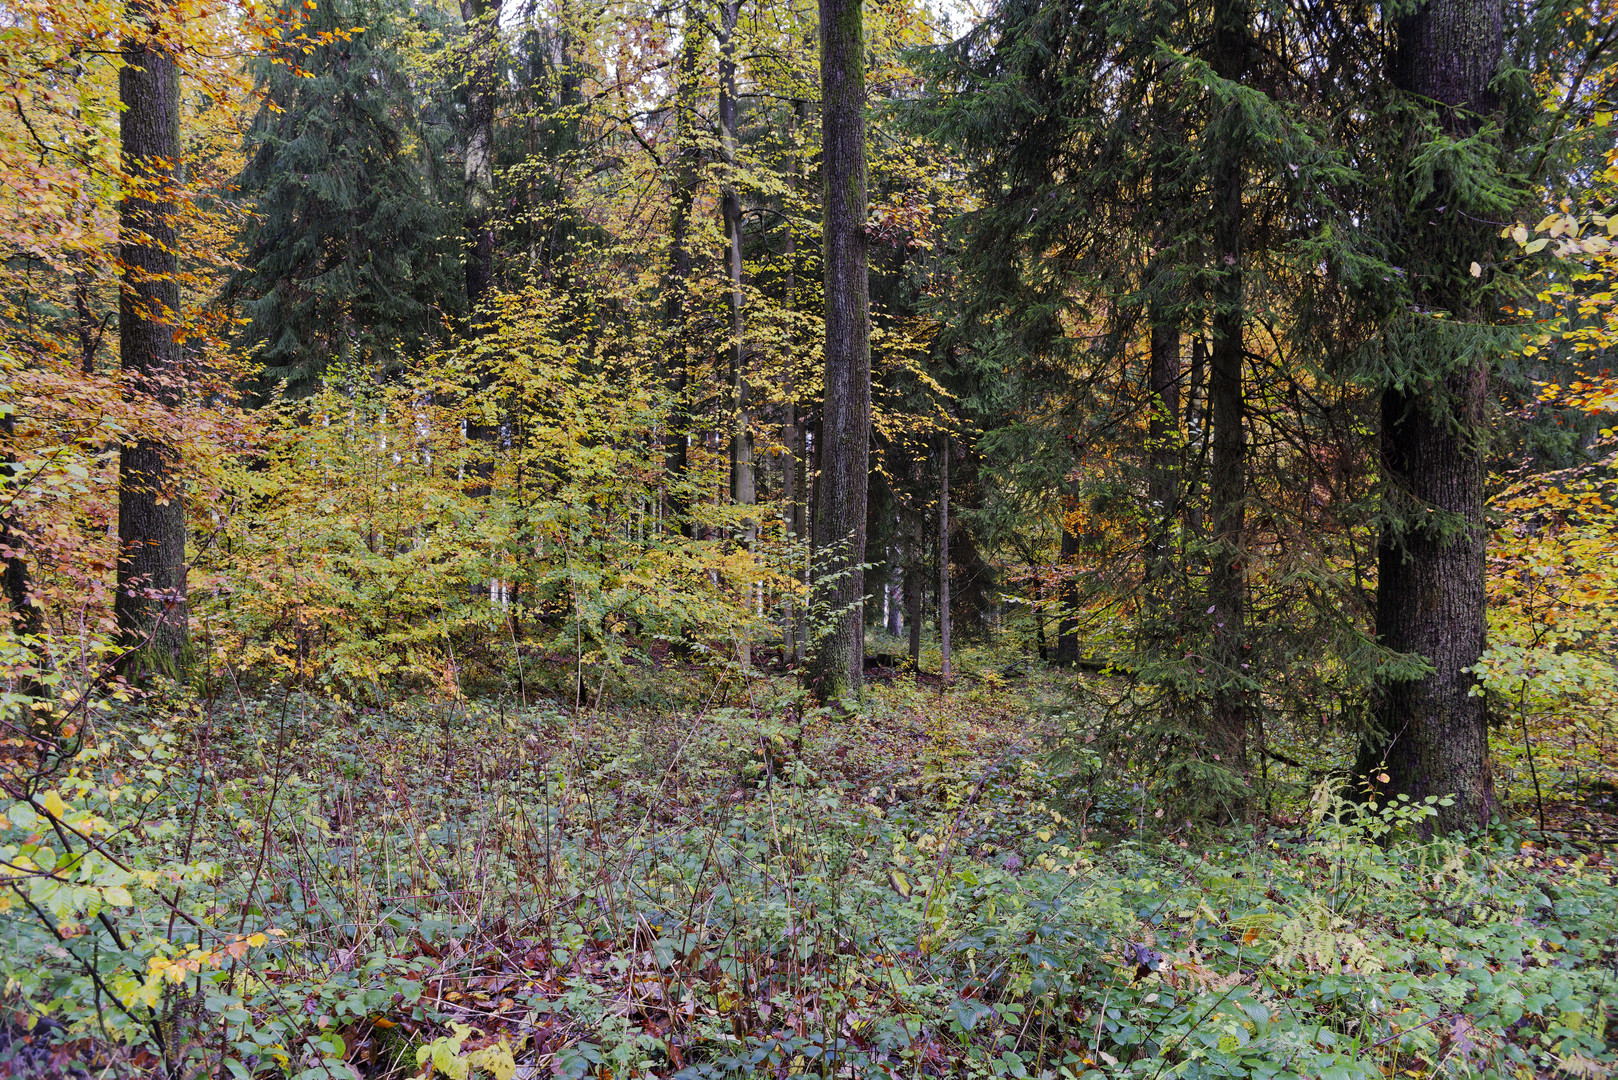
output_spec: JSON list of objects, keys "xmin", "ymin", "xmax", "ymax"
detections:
[{"xmin": 3, "ymin": 650, "xmax": 1617, "ymax": 1080}]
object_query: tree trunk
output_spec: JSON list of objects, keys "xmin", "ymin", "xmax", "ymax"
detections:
[
  {"xmin": 905, "ymin": 504, "xmax": 922, "ymax": 667},
  {"xmin": 1054, "ymin": 480, "xmax": 1081, "ymax": 667},
  {"xmin": 116, "ymin": 16, "xmax": 188, "ymax": 680},
  {"xmin": 1145, "ymin": 308, "xmax": 1180, "ymax": 598},
  {"xmin": 73, "ymin": 258, "xmax": 104, "ymax": 374},
  {"xmin": 1356, "ymin": 0, "xmax": 1502, "ymax": 832},
  {"xmin": 1182, "ymin": 335, "xmax": 1209, "ymax": 542},
  {"xmin": 461, "ymin": 0, "xmax": 496, "ymax": 316},
  {"xmin": 780, "ymin": 103, "xmax": 805, "ymax": 661},
  {"xmin": 939, "ymin": 437, "xmax": 951, "ymax": 683},
  {"xmin": 806, "ymin": 0, "xmax": 870, "ymax": 704},
  {"xmin": 1205, "ymin": 0, "xmax": 1251, "ymax": 789},
  {"xmin": 461, "ymin": 0, "xmax": 499, "ymax": 513},
  {"xmin": 2, "ymin": 408, "xmax": 45, "ymax": 707},
  {"xmin": 885, "ymin": 528, "xmax": 903, "ymax": 636},
  {"xmin": 662, "ymin": 2, "xmax": 700, "ymax": 537},
  {"xmin": 718, "ymin": 0, "xmax": 754, "ymax": 666}
]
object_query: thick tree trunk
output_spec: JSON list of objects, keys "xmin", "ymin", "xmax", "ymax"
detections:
[
  {"xmin": 116, "ymin": 18, "xmax": 188, "ymax": 680},
  {"xmin": 1205, "ymin": 0, "xmax": 1250, "ymax": 789},
  {"xmin": 806, "ymin": 0, "xmax": 870, "ymax": 704},
  {"xmin": 1356, "ymin": 0, "xmax": 1502, "ymax": 832},
  {"xmin": 939, "ymin": 437, "xmax": 951, "ymax": 683}
]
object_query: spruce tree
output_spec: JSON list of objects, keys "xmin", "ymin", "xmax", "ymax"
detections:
[
  {"xmin": 1351, "ymin": 0, "xmax": 1513, "ymax": 831},
  {"xmin": 231, "ymin": 0, "xmax": 461, "ymax": 398}
]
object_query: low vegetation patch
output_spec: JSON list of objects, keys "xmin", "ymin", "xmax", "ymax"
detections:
[{"xmin": 3, "ymin": 667, "xmax": 1614, "ymax": 1079}]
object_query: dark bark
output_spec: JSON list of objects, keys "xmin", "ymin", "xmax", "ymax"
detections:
[
  {"xmin": 719, "ymin": 0, "xmax": 754, "ymax": 533},
  {"xmin": 2, "ymin": 409, "xmax": 44, "ymax": 662},
  {"xmin": 115, "ymin": 16, "xmax": 188, "ymax": 680},
  {"xmin": 73, "ymin": 259, "xmax": 106, "ymax": 374},
  {"xmin": 1053, "ymin": 481, "xmax": 1081, "ymax": 667},
  {"xmin": 1356, "ymin": 0, "xmax": 1502, "ymax": 832},
  {"xmin": 1205, "ymin": 0, "xmax": 1251, "ymax": 786},
  {"xmin": 1145, "ymin": 309, "xmax": 1180, "ymax": 596},
  {"xmin": 662, "ymin": 5, "xmax": 700, "ymax": 536},
  {"xmin": 806, "ymin": 0, "xmax": 870, "ymax": 704}
]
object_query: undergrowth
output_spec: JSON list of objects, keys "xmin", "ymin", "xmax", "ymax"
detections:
[{"xmin": 2, "ymin": 665, "xmax": 1615, "ymax": 1079}]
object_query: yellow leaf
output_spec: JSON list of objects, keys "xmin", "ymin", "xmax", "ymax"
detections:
[
  {"xmin": 39, "ymin": 791, "xmax": 67, "ymax": 819},
  {"xmin": 1513, "ymin": 224, "xmax": 1530, "ymax": 244},
  {"xmin": 1470, "ymin": 261, "xmax": 1483, "ymax": 277}
]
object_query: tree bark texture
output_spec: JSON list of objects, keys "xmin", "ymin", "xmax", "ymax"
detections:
[
  {"xmin": 662, "ymin": 5, "xmax": 700, "ymax": 537},
  {"xmin": 806, "ymin": 0, "xmax": 870, "ymax": 704},
  {"xmin": 1357, "ymin": 0, "xmax": 1502, "ymax": 832},
  {"xmin": 719, "ymin": 0, "xmax": 754, "ymax": 534},
  {"xmin": 116, "ymin": 19, "xmax": 188, "ymax": 678}
]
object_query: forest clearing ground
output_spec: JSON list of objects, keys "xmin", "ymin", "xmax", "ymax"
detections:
[{"xmin": 4, "ymin": 661, "xmax": 1618, "ymax": 1079}]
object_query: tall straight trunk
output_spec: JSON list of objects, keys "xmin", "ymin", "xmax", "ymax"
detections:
[
  {"xmin": 1355, "ymin": 0, "xmax": 1502, "ymax": 832},
  {"xmin": 717, "ymin": 0, "xmax": 753, "ymax": 666},
  {"xmin": 1145, "ymin": 306, "xmax": 1180, "ymax": 596},
  {"xmin": 719, "ymin": 0, "xmax": 753, "ymax": 521},
  {"xmin": 938, "ymin": 437, "xmax": 951, "ymax": 683},
  {"xmin": 905, "ymin": 504, "xmax": 922, "ymax": 666},
  {"xmin": 885, "ymin": 530, "xmax": 903, "ymax": 636},
  {"xmin": 1205, "ymin": 0, "xmax": 1250, "ymax": 787},
  {"xmin": 1182, "ymin": 335, "xmax": 1209, "ymax": 542},
  {"xmin": 780, "ymin": 103, "xmax": 805, "ymax": 660},
  {"xmin": 461, "ymin": 0, "xmax": 496, "ymax": 315},
  {"xmin": 662, "ymin": 5, "xmax": 700, "ymax": 536},
  {"xmin": 806, "ymin": 0, "xmax": 870, "ymax": 704},
  {"xmin": 462, "ymin": 0, "xmax": 499, "ymax": 509},
  {"xmin": 1053, "ymin": 479, "xmax": 1081, "ymax": 667},
  {"xmin": 115, "ymin": 14, "xmax": 188, "ymax": 679}
]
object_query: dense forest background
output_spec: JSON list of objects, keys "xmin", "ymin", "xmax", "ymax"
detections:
[{"xmin": 1, "ymin": 0, "xmax": 1618, "ymax": 1072}]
